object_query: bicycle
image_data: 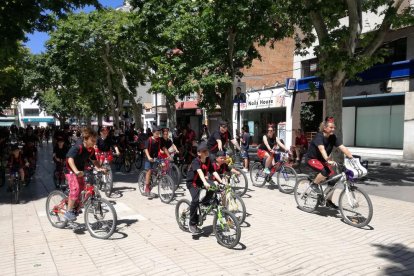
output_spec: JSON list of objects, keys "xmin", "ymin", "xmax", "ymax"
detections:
[
  {"xmin": 45, "ymin": 168, "xmax": 117, "ymax": 239},
  {"xmin": 293, "ymin": 162, "xmax": 373, "ymax": 228},
  {"xmin": 175, "ymin": 183, "xmax": 241, "ymax": 249},
  {"xmin": 223, "ymin": 151, "xmax": 249, "ymax": 197},
  {"xmin": 137, "ymin": 159, "xmax": 175, "ymax": 203},
  {"xmin": 97, "ymin": 153, "xmax": 113, "ymax": 197},
  {"xmin": 221, "ymin": 174, "xmax": 247, "ymax": 224},
  {"xmin": 250, "ymin": 151, "xmax": 297, "ymax": 194},
  {"xmin": 167, "ymin": 153, "xmax": 182, "ymax": 190},
  {"xmin": 10, "ymin": 170, "xmax": 21, "ymax": 204},
  {"xmin": 53, "ymin": 160, "xmax": 66, "ymax": 189}
]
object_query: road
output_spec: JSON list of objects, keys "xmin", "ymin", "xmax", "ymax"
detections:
[{"xmin": 0, "ymin": 143, "xmax": 413, "ymax": 275}]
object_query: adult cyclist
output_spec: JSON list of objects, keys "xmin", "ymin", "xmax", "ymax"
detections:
[
  {"xmin": 206, "ymin": 120, "xmax": 241, "ymax": 160},
  {"xmin": 306, "ymin": 116, "xmax": 353, "ymax": 209}
]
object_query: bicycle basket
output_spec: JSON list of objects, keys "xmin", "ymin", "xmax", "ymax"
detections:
[
  {"xmin": 344, "ymin": 158, "xmax": 368, "ymax": 179},
  {"xmin": 226, "ymin": 192, "xmax": 239, "ymax": 212}
]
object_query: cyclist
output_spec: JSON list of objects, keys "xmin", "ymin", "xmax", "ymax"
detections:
[
  {"xmin": 7, "ymin": 144, "xmax": 27, "ymax": 192},
  {"xmin": 212, "ymin": 150, "xmax": 241, "ymax": 178},
  {"xmin": 257, "ymin": 124, "xmax": 287, "ymax": 174},
  {"xmin": 53, "ymin": 137, "xmax": 69, "ymax": 186},
  {"xmin": 186, "ymin": 142, "xmax": 222, "ymax": 235},
  {"xmin": 207, "ymin": 120, "xmax": 241, "ymax": 160},
  {"xmin": 240, "ymin": 125, "xmax": 250, "ymax": 172},
  {"xmin": 64, "ymin": 127, "xmax": 104, "ymax": 221},
  {"xmin": 306, "ymin": 117, "xmax": 354, "ymax": 209},
  {"xmin": 95, "ymin": 126, "xmax": 120, "ymax": 165},
  {"xmin": 159, "ymin": 128, "xmax": 179, "ymax": 165},
  {"xmin": 143, "ymin": 125, "xmax": 163, "ymax": 198}
]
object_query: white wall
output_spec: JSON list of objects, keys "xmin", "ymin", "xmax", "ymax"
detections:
[{"xmin": 343, "ymin": 107, "xmax": 356, "ymax": 146}]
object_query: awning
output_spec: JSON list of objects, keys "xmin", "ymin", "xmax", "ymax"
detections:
[
  {"xmin": 22, "ymin": 117, "xmax": 55, "ymax": 123},
  {"xmin": 0, "ymin": 121, "xmax": 14, "ymax": 127},
  {"xmin": 175, "ymin": 100, "xmax": 198, "ymax": 110}
]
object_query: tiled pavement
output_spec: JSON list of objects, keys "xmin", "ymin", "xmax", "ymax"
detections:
[{"xmin": 0, "ymin": 144, "xmax": 413, "ymax": 276}]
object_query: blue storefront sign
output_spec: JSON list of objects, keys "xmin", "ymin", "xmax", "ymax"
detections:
[{"xmin": 22, "ymin": 117, "xmax": 55, "ymax": 123}]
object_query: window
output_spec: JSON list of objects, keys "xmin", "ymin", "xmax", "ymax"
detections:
[
  {"xmin": 301, "ymin": 58, "xmax": 318, "ymax": 78},
  {"xmin": 24, "ymin": 108, "xmax": 40, "ymax": 116},
  {"xmin": 382, "ymin": 38, "xmax": 407, "ymax": 64}
]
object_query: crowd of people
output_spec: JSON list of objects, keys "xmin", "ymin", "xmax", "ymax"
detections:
[{"xmin": 1, "ymin": 115, "xmax": 355, "ymax": 232}]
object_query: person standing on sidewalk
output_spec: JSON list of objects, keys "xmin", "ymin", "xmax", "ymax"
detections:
[
  {"xmin": 64, "ymin": 128, "xmax": 105, "ymax": 221},
  {"xmin": 240, "ymin": 125, "xmax": 250, "ymax": 172}
]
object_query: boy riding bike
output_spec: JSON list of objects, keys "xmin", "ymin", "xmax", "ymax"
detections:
[
  {"xmin": 186, "ymin": 142, "xmax": 223, "ymax": 235},
  {"xmin": 64, "ymin": 128, "xmax": 105, "ymax": 221}
]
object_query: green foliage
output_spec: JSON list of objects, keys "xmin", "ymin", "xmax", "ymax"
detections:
[{"xmin": 300, "ymin": 103, "xmax": 316, "ymax": 132}]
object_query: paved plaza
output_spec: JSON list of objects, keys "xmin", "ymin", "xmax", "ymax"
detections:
[{"xmin": 0, "ymin": 144, "xmax": 413, "ymax": 276}]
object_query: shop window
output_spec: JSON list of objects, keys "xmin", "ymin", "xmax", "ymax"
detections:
[
  {"xmin": 382, "ymin": 38, "xmax": 407, "ymax": 64},
  {"xmin": 24, "ymin": 108, "xmax": 40, "ymax": 116}
]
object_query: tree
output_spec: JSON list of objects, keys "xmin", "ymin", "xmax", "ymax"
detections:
[
  {"xmin": 135, "ymin": 0, "xmax": 292, "ymax": 132},
  {"xmin": 281, "ymin": 0, "xmax": 414, "ymax": 154},
  {"xmin": 0, "ymin": 1, "xmax": 101, "ymax": 110}
]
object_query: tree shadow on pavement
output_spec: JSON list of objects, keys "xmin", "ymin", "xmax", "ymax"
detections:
[
  {"xmin": 372, "ymin": 243, "xmax": 414, "ymax": 275},
  {"xmin": 362, "ymin": 166, "xmax": 414, "ymax": 187}
]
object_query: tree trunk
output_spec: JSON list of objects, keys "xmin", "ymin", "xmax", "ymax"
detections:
[
  {"xmin": 86, "ymin": 116, "xmax": 91, "ymax": 128},
  {"xmin": 165, "ymin": 96, "xmax": 177, "ymax": 129},
  {"xmin": 97, "ymin": 113, "xmax": 103, "ymax": 128},
  {"xmin": 220, "ymin": 85, "xmax": 234, "ymax": 135},
  {"xmin": 323, "ymin": 80, "xmax": 345, "ymax": 162}
]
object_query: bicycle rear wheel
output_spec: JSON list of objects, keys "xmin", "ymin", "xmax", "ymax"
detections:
[
  {"xmin": 137, "ymin": 170, "xmax": 146, "ymax": 195},
  {"xmin": 250, "ymin": 162, "xmax": 266, "ymax": 187},
  {"xmin": 277, "ymin": 165, "xmax": 297, "ymax": 194},
  {"xmin": 213, "ymin": 209, "xmax": 241, "ymax": 249},
  {"xmin": 158, "ymin": 175, "xmax": 175, "ymax": 204},
  {"xmin": 124, "ymin": 153, "xmax": 132, "ymax": 172},
  {"xmin": 175, "ymin": 199, "xmax": 191, "ymax": 232},
  {"xmin": 339, "ymin": 186, "xmax": 373, "ymax": 228},
  {"xmin": 45, "ymin": 190, "xmax": 68, "ymax": 229},
  {"xmin": 294, "ymin": 178, "xmax": 319, "ymax": 213},
  {"xmin": 84, "ymin": 198, "xmax": 117, "ymax": 239},
  {"xmin": 230, "ymin": 169, "xmax": 248, "ymax": 197}
]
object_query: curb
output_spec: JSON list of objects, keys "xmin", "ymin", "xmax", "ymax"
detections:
[{"xmin": 367, "ymin": 160, "xmax": 414, "ymax": 168}]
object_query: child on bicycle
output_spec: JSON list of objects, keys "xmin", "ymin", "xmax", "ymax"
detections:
[
  {"xmin": 53, "ymin": 137, "xmax": 69, "ymax": 185},
  {"xmin": 143, "ymin": 125, "xmax": 163, "ymax": 198},
  {"xmin": 95, "ymin": 126, "xmax": 120, "ymax": 165},
  {"xmin": 7, "ymin": 144, "xmax": 26, "ymax": 192},
  {"xmin": 212, "ymin": 151, "xmax": 241, "ymax": 179},
  {"xmin": 64, "ymin": 128, "xmax": 105, "ymax": 221},
  {"xmin": 186, "ymin": 142, "xmax": 222, "ymax": 235}
]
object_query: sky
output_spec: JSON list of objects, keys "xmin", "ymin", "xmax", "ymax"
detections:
[{"xmin": 24, "ymin": 0, "xmax": 125, "ymax": 54}]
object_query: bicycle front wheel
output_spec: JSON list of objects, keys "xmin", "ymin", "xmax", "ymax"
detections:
[
  {"xmin": 175, "ymin": 199, "xmax": 191, "ymax": 232},
  {"xmin": 45, "ymin": 190, "xmax": 68, "ymax": 229},
  {"xmin": 135, "ymin": 152, "xmax": 143, "ymax": 169},
  {"xmin": 158, "ymin": 174, "xmax": 175, "ymax": 204},
  {"xmin": 230, "ymin": 169, "xmax": 248, "ymax": 197},
  {"xmin": 294, "ymin": 178, "xmax": 319, "ymax": 213},
  {"xmin": 250, "ymin": 162, "xmax": 266, "ymax": 187},
  {"xmin": 137, "ymin": 170, "xmax": 146, "ymax": 195},
  {"xmin": 213, "ymin": 209, "xmax": 241, "ymax": 249},
  {"xmin": 339, "ymin": 186, "xmax": 373, "ymax": 228},
  {"xmin": 124, "ymin": 154, "xmax": 132, "ymax": 172},
  {"xmin": 104, "ymin": 170, "xmax": 113, "ymax": 198},
  {"xmin": 277, "ymin": 165, "xmax": 297, "ymax": 194},
  {"xmin": 84, "ymin": 198, "xmax": 117, "ymax": 239},
  {"xmin": 224, "ymin": 193, "xmax": 246, "ymax": 224},
  {"xmin": 13, "ymin": 179, "xmax": 20, "ymax": 204},
  {"xmin": 169, "ymin": 164, "xmax": 182, "ymax": 190}
]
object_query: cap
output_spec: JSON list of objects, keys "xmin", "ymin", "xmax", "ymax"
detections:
[
  {"xmin": 152, "ymin": 125, "xmax": 162, "ymax": 132},
  {"xmin": 215, "ymin": 150, "xmax": 226, "ymax": 157},
  {"xmin": 219, "ymin": 120, "xmax": 228, "ymax": 126},
  {"xmin": 197, "ymin": 142, "xmax": 208, "ymax": 152}
]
